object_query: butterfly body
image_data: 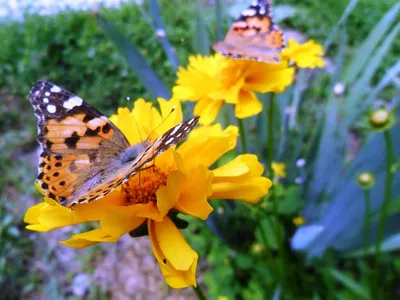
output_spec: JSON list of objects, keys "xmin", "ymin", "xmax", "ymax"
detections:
[
  {"xmin": 213, "ymin": 0, "xmax": 285, "ymax": 63},
  {"xmin": 29, "ymin": 81, "xmax": 199, "ymax": 207}
]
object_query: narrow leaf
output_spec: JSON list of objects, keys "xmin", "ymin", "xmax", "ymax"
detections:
[
  {"xmin": 193, "ymin": 4, "xmax": 211, "ymax": 55},
  {"xmin": 96, "ymin": 13, "xmax": 170, "ymax": 99},
  {"xmin": 149, "ymin": 0, "xmax": 180, "ymax": 70},
  {"xmin": 343, "ymin": 2, "xmax": 400, "ymax": 84},
  {"xmin": 328, "ymin": 269, "xmax": 370, "ymax": 299}
]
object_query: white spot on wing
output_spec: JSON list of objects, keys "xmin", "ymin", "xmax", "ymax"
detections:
[
  {"xmin": 63, "ymin": 96, "xmax": 83, "ymax": 110},
  {"xmin": 50, "ymin": 85, "xmax": 62, "ymax": 93},
  {"xmin": 45, "ymin": 92, "xmax": 50, "ymax": 96},
  {"xmin": 47, "ymin": 104, "xmax": 56, "ymax": 113},
  {"xmin": 170, "ymin": 124, "xmax": 182, "ymax": 136},
  {"xmin": 43, "ymin": 98, "xmax": 49, "ymax": 103},
  {"xmin": 242, "ymin": 8, "xmax": 257, "ymax": 16},
  {"xmin": 166, "ymin": 137, "xmax": 175, "ymax": 145}
]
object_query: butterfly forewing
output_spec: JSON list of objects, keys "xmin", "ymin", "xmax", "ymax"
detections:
[
  {"xmin": 29, "ymin": 81, "xmax": 199, "ymax": 207},
  {"xmin": 212, "ymin": 0, "xmax": 285, "ymax": 63}
]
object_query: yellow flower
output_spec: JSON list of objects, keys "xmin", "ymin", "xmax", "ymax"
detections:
[
  {"xmin": 280, "ymin": 38, "xmax": 325, "ymax": 69},
  {"xmin": 173, "ymin": 54, "xmax": 295, "ymax": 125},
  {"xmin": 24, "ymin": 99, "xmax": 272, "ymax": 289},
  {"xmin": 293, "ymin": 216, "xmax": 305, "ymax": 226},
  {"xmin": 271, "ymin": 162, "xmax": 286, "ymax": 178}
]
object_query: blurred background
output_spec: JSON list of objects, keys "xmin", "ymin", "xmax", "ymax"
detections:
[{"xmin": 0, "ymin": 0, "xmax": 399, "ymax": 299}]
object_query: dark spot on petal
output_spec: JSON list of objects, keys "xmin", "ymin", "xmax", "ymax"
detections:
[
  {"xmin": 163, "ymin": 259, "xmax": 167, "ymax": 264},
  {"xmin": 65, "ymin": 131, "xmax": 80, "ymax": 149}
]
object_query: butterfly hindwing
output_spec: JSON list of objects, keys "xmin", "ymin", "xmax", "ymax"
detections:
[{"xmin": 213, "ymin": 0, "xmax": 285, "ymax": 62}]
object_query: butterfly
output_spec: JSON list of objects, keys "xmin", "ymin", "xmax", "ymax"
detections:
[
  {"xmin": 213, "ymin": 0, "xmax": 285, "ymax": 63},
  {"xmin": 29, "ymin": 80, "xmax": 199, "ymax": 208}
]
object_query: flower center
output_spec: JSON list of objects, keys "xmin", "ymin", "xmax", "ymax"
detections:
[{"xmin": 123, "ymin": 167, "xmax": 168, "ymax": 205}]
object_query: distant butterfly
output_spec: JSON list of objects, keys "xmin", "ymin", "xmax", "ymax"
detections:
[
  {"xmin": 213, "ymin": 0, "xmax": 285, "ymax": 63},
  {"xmin": 29, "ymin": 80, "xmax": 199, "ymax": 208}
]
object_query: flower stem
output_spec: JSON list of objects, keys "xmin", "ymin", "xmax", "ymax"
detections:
[
  {"xmin": 375, "ymin": 131, "xmax": 394, "ymax": 260},
  {"xmin": 267, "ymin": 93, "xmax": 275, "ymax": 176},
  {"xmin": 373, "ymin": 131, "xmax": 394, "ymax": 297},
  {"xmin": 237, "ymin": 118, "xmax": 248, "ymax": 153},
  {"xmin": 192, "ymin": 284, "xmax": 207, "ymax": 300},
  {"xmin": 363, "ymin": 189, "xmax": 371, "ymax": 255}
]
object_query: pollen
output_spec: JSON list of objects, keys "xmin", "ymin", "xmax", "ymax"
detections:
[{"xmin": 123, "ymin": 167, "xmax": 168, "ymax": 205}]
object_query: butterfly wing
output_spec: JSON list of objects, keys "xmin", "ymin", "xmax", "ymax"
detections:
[
  {"xmin": 30, "ymin": 80, "xmax": 132, "ymax": 207},
  {"xmin": 213, "ymin": 0, "xmax": 285, "ymax": 62},
  {"xmin": 30, "ymin": 81, "xmax": 200, "ymax": 208},
  {"xmin": 124, "ymin": 116, "xmax": 200, "ymax": 179}
]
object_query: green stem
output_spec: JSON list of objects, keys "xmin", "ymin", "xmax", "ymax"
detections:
[
  {"xmin": 373, "ymin": 131, "xmax": 394, "ymax": 297},
  {"xmin": 363, "ymin": 189, "xmax": 371, "ymax": 255},
  {"xmin": 192, "ymin": 284, "xmax": 207, "ymax": 300},
  {"xmin": 237, "ymin": 118, "xmax": 248, "ymax": 153},
  {"xmin": 267, "ymin": 94, "xmax": 276, "ymax": 176},
  {"xmin": 375, "ymin": 131, "xmax": 394, "ymax": 260}
]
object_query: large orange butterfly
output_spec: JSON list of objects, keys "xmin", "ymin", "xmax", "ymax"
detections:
[
  {"xmin": 213, "ymin": 0, "xmax": 285, "ymax": 63},
  {"xmin": 29, "ymin": 80, "xmax": 199, "ymax": 208}
]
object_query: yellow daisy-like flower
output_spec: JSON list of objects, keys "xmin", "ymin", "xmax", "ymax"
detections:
[
  {"xmin": 271, "ymin": 162, "xmax": 286, "ymax": 178},
  {"xmin": 24, "ymin": 98, "xmax": 272, "ymax": 289},
  {"xmin": 173, "ymin": 54, "xmax": 295, "ymax": 125},
  {"xmin": 280, "ymin": 38, "xmax": 325, "ymax": 69}
]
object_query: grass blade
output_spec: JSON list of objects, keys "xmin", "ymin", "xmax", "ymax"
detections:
[
  {"xmin": 343, "ymin": 2, "xmax": 400, "ymax": 84},
  {"xmin": 149, "ymin": 0, "xmax": 180, "ymax": 71},
  {"xmin": 96, "ymin": 13, "xmax": 170, "ymax": 99},
  {"xmin": 328, "ymin": 269, "xmax": 370, "ymax": 299},
  {"xmin": 192, "ymin": 3, "xmax": 211, "ymax": 55}
]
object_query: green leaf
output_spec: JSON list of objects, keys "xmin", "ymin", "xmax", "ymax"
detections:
[
  {"xmin": 278, "ymin": 186, "xmax": 303, "ymax": 215},
  {"xmin": 192, "ymin": 5, "xmax": 211, "ymax": 55},
  {"xmin": 327, "ymin": 269, "xmax": 370, "ymax": 299},
  {"xmin": 149, "ymin": 0, "xmax": 180, "ymax": 70},
  {"xmin": 346, "ymin": 22, "xmax": 400, "ymax": 123},
  {"xmin": 343, "ymin": 1, "xmax": 400, "ymax": 84},
  {"xmin": 215, "ymin": 0, "xmax": 224, "ymax": 41},
  {"xmin": 323, "ymin": 0, "xmax": 360, "ymax": 52},
  {"xmin": 257, "ymin": 216, "xmax": 284, "ymax": 250},
  {"xmin": 96, "ymin": 13, "xmax": 170, "ymax": 99}
]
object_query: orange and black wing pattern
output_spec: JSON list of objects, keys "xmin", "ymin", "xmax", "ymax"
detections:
[{"xmin": 213, "ymin": 0, "xmax": 285, "ymax": 63}]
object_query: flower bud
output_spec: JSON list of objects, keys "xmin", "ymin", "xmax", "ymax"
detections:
[{"xmin": 357, "ymin": 172, "xmax": 375, "ymax": 189}]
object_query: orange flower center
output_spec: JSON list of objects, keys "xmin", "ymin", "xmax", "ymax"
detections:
[{"xmin": 123, "ymin": 167, "xmax": 168, "ymax": 205}]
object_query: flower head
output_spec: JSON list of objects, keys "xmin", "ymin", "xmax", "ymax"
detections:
[
  {"xmin": 293, "ymin": 216, "xmax": 305, "ymax": 227},
  {"xmin": 272, "ymin": 162, "xmax": 287, "ymax": 178},
  {"xmin": 280, "ymin": 38, "xmax": 325, "ymax": 69},
  {"xmin": 25, "ymin": 98, "xmax": 271, "ymax": 288},
  {"xmin": 173, "ymin": 54, "xmax": 295, "ymax": 124}
]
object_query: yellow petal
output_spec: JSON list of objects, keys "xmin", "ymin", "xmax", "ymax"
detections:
[
  {"xmin": 211, "ymin": 154, "xmax": 272, "ymax": 202},
  {"xmin": 234, "ymin": 90, "xmax": 263, "ymax": 119},
  {"xmin": 174, "ymin": 165, "xmax": 214, "ymax": 220},
  {"xmin": 244, "ymin": 61, "xmax": 295, "ymax": 93},
  {"xmin": 212, "ymin": 154, "xmax": 258, "ymax": 178},
  {"xmin": 178, "ymin": 125, "xmax": 238, "ymax": 170},
  {"xmin": 272, "ymin": 162, "xmax": 287, "ymax": 178},
  {"xmin": 148, "ymin": 218, "xmax": 198, "ymax": 288},
  {"xmin": 61, "ymin": 228, "xmax": 117, "ymax": 248},
  {"xmin": 24, "ymin": 191, "xmax": 125, "ymax": 232},
  {"xmin": 210, "ymin": 177, "xmax": 272, "ymax": 202},
  {"xmin": 156, "ymin": 171, "xmax": 183, "ymax": 216},
  {"xmin": 193, "ymin": 97, "xmax": 224, "ymax": 125},
  {"xmin": 280, "ymin": 38, "xmax": 325, "ymax": 69}
]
